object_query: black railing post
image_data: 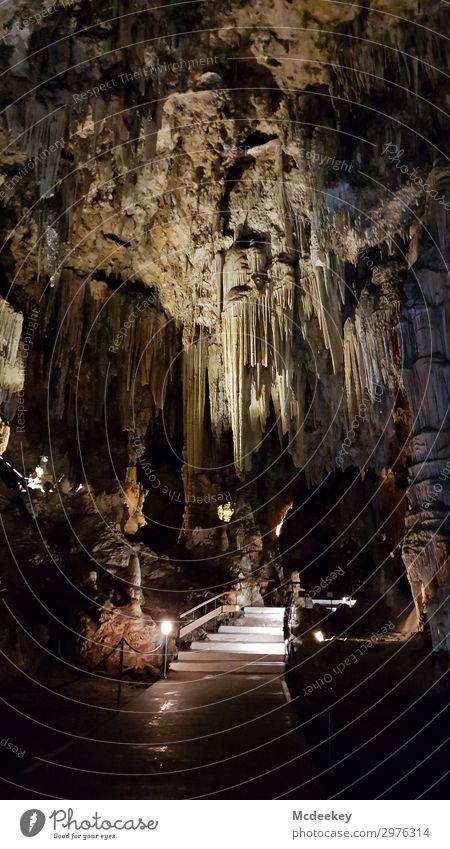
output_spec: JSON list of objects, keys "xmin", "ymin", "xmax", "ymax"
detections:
[
  {"xmin": 325, "ymin": 685, "xmax": 334, "ymax": 799},
  {"xmin": 116, "ymin": 637, "xmax": 125, "ymax": 712},
  {"xmin": 163, "ymin": 632, "xmax": 169, "ymax": 679}
]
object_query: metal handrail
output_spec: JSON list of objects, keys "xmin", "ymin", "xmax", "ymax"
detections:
[
  {"xmin": 284, "ymin": 589, "xmax": 296, "ymax": 642},
  {"xmin": 178, "ymin": 592, "xmax": 241, "ymax": 640},
  {"xmin": 179, "ymin": 592, "xmax": 229, "ymax": 620}
]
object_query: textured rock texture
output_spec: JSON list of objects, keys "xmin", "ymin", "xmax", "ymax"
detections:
[
  {"xmin": 0, "ymin": 1, "xmax": 449, "ymax": 658},
  {"xmin": 400, "ymin": 194, "xmax": 450, "ymax": 649}
]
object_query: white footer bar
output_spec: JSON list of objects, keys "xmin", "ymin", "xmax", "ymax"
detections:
[{"xmin": 0, "ymin": 800, "xmax": 445, "ymax": 848}]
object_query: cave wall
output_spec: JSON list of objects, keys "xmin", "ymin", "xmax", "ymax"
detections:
[
  {"xmin": 0, "ymin": 1, "xmax": 449, "ymax": 652},
  {"xmin": 400, "ymin": 190, "xmax": 450, "ymax": 650}
]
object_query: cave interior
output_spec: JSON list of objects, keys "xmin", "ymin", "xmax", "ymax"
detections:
[{"xmin": 0, "ymin": 0, "xmax": 449, "ymax": 801}]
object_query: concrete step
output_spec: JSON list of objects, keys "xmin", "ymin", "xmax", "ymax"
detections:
[
  {"xmin": 218, "ymin": 624, "xmax": 281, "ymax": 635},
  {"xmin": 190, "ymin": 640, "xmax": 285, "ymax": 655},
  {"xmin": 208, "ymin": 631, "xmax": 283, "ymax": 643},
  {"xmin": 242, "ymin": 614, "xmax": 284, "ymax": 621},
  {"xmin": 243, "ymin": 606, "xmax": 284, "ymax": 617},
  {"xmin": 175, "ymin": 650, "xmax": 286, "ymax": 663},
  {"xmin": 232, "ymin": 617, "xmax": 284, "ymax": 628},
  {"xmin": 173, "ymin": 652, "xmax": 285, "ymax": 674}
]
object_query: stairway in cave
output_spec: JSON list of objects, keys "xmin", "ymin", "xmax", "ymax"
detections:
[
  {"xmin": 12, "ymin": 606, "xmax": 318, "ymax": 799},
  {"xmin": 176, "ymin": 606, "xmax": 286, "ymax": 663}
]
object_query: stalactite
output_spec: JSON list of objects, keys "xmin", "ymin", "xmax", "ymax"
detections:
[
  {"xmin": 106, "ymin": 293, "xmax": 179, "ymax": 435},
  {"xmin": 344, "ymin": 297, "xmax": 400, "ymax": 425},
  {"xmin": 328, "ymin": 16, "xmax": 446, "ymax": 104},
  {"xmin": 221, "ymin": 276, "xmax": 301, "ymax": 475},
  {"xmin": 22, "ymin": 106, "xmax": 66, "ymax": 198},
  {"xmin": 300, "ymin": 252, "xmax": 345, "ymax": 374},
  {"xmin": 0, "ymin": 297, "xmax": 24, "ymax": 399},
  {"xmin": 182, "ymin": 330, "xmax": 207, "ymax": 470},
  {"xmin": 0, "ymin": 297, "xmax": 24, "ymax": 453},
  {"xmin": 50, "ymin": 272, "xmax": 179, "ymax": 436}
]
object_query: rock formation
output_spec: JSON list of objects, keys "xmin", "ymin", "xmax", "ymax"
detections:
[
  {"xmin": 0, "ymin": 1, "xmax": 449, "ymax": 663},
  {"xmin": 400, "ymin": 190, "xmax": 450, "ymax": 650}
]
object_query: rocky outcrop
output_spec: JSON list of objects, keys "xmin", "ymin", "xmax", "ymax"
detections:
[
  {"xmin": 79, "ymin": 598, "xmax": 160, "ymax": 675},
  {"xmin": 400, "ymin": 184, "xmax": 450, "ymax": 651}
]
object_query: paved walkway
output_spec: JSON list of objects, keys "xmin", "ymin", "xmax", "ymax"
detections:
[{"xmin": 21, "ymin": 609, "xmax": 319, "ymax": 799}]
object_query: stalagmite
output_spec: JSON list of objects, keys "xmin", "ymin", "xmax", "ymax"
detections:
[
  {"xmin": 122, "ymin": 466, "xmax": 148, "ymax": 535},
  {"xmin": 125, "ymin": 553, "xmax": 143, "ymax": 603}
]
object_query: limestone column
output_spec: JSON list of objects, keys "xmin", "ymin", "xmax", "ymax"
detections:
[{"xmin": 399, "ymin": 173, "xmax": 450, "ymax": 653}]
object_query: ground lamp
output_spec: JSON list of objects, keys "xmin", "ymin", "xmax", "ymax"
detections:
[{"xmin": 161, "ymin": 620, "xmax": 173, "ymax": 678}]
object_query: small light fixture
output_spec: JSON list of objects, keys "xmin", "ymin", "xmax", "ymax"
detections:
[
  {"xmin": 160, "ymin": 620, "xmax": 173, "ymax": 679},
  {"xmin": 218, "ymin": 502, "xmax": 234, "ymax": 522},
  {"xmin": 314, "ymin": 630, "xmax": 325, "ymax": 643},
  {"xmin": 340, "ymin": 597, "xmax": 356, "ymax": 607}
]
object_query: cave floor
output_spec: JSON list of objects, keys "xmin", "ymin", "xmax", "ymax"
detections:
[
  {"xmin": 0, "ymin": 649, "xmax": 319, "ymax": 800},
  {"xmin": 287, "ymin": 636, "xmax": 450, "ymax": 799}
]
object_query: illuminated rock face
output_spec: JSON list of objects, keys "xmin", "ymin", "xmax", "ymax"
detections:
[
  {"xmin": 0, "ymin": 297, "xmax": 24, "ymax": 452},
  {"xmin": 400, "ymin": 196, "xmax": 450, "ymax": 651},
  {"xmin": 122, "ymin": 466, "xmax": 147, "ymax": 535},
  {"xmin": 0, "ymin": 2, "xmax": 449, "ymax": 655},
  {"xmin": 79, "ymin": 598, "xmax": 160, "ymax": 674}
]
